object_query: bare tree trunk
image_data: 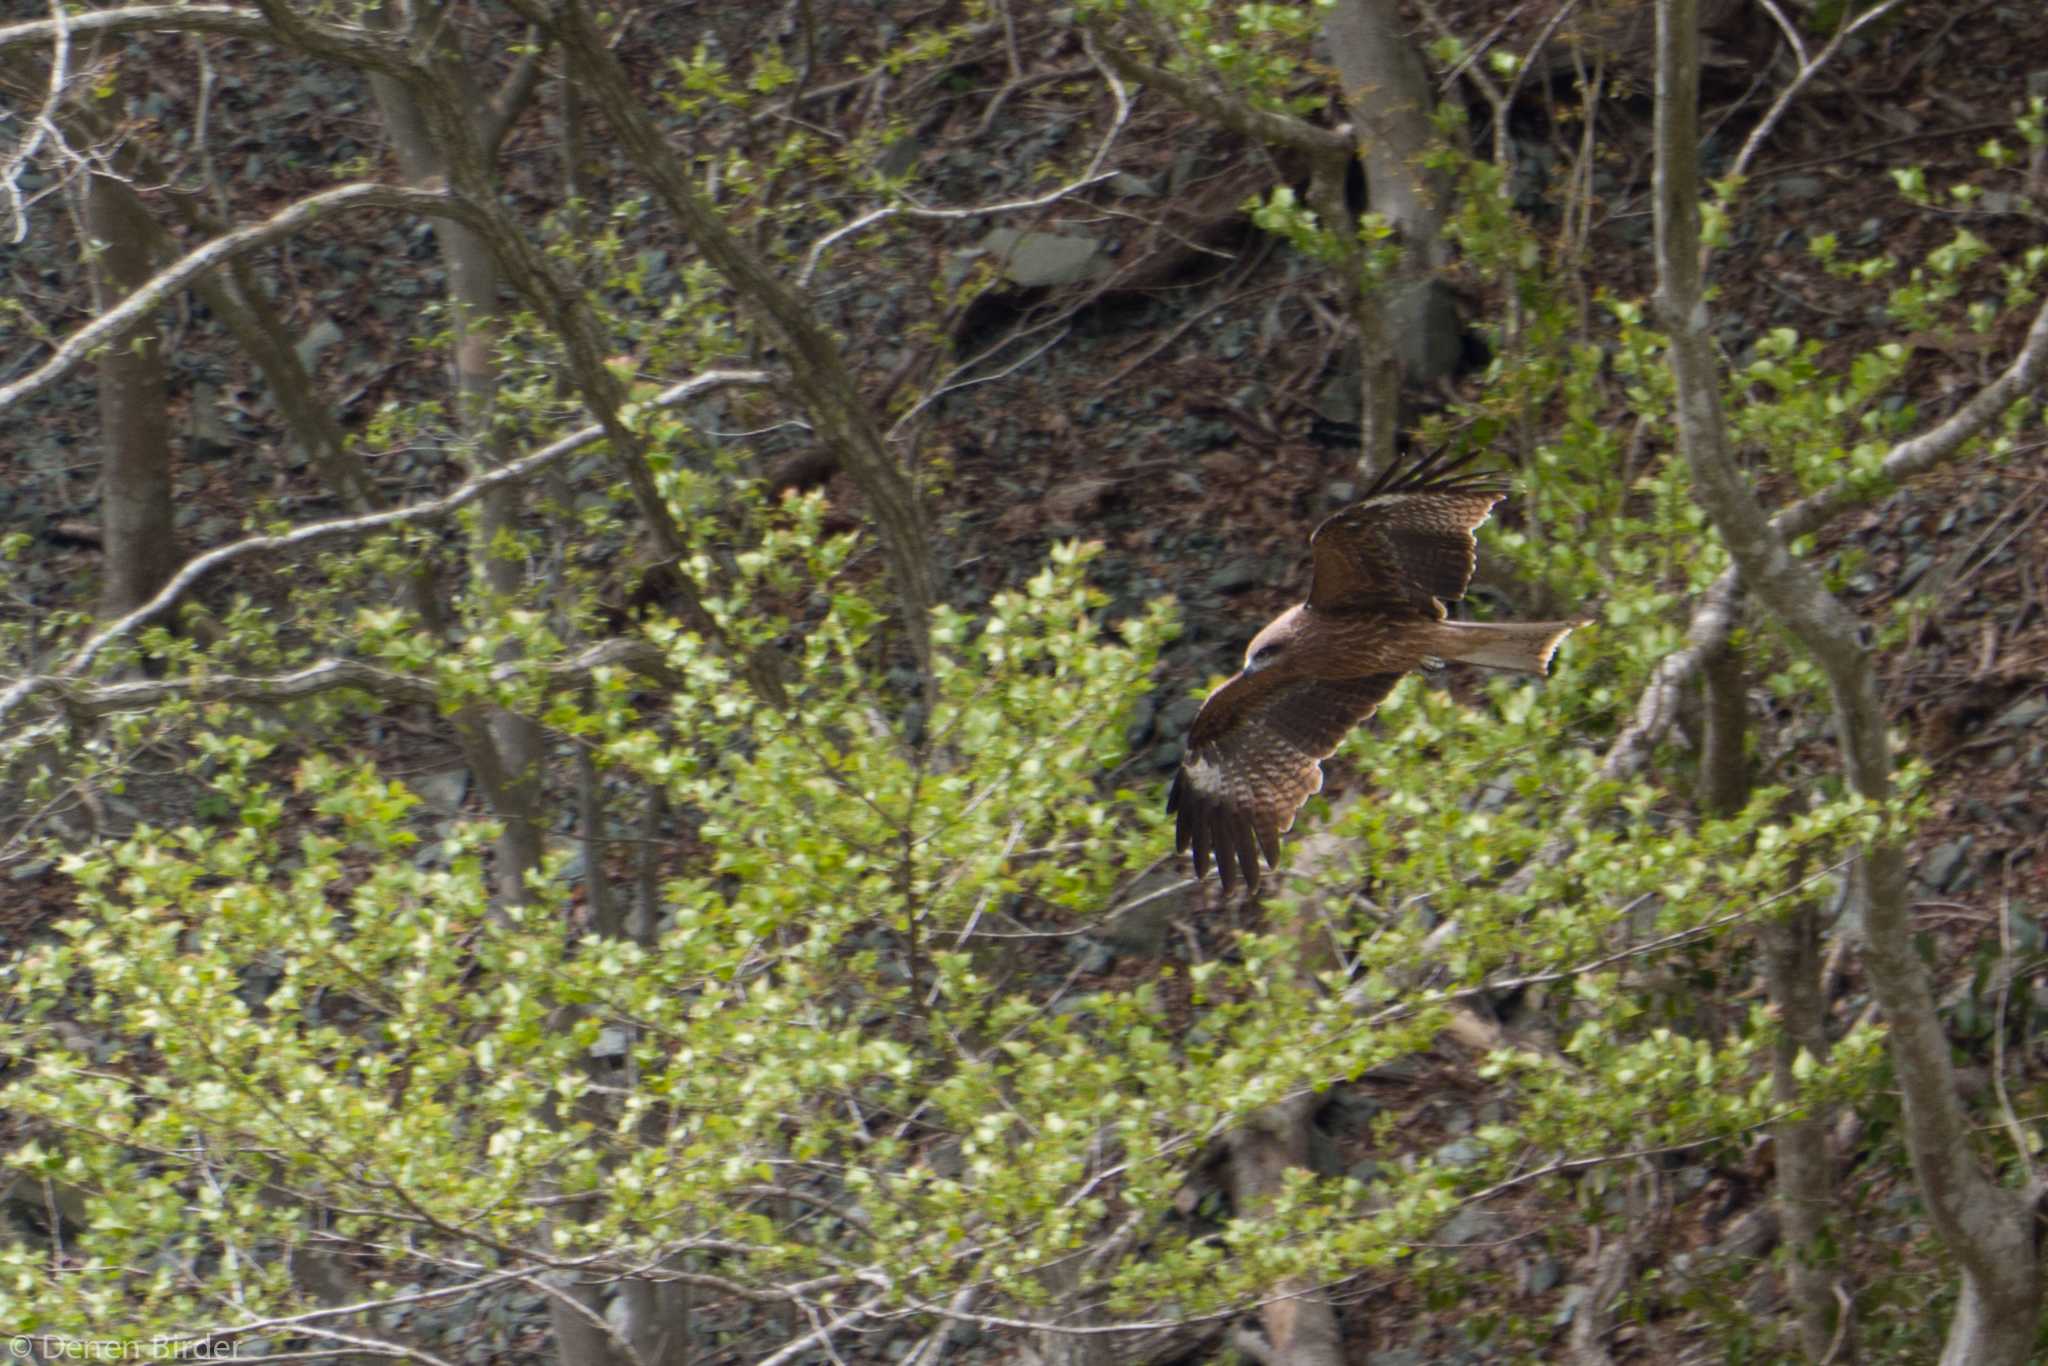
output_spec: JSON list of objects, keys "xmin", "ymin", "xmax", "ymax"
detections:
[
  {"xmin": 1696, "ymin": 643, "xmax": 1749, "ymax": 819},
  {"xmin": 616, "ymin": 1279, "xmax": 692, "ymax": 1366},
  {"xmin": 1029, "ymin": 1256, "xmax": 1118, "ymax": 1366},
  {"xmin": 1704, "ymin": 649, "xmax": 1841, "ymax": 1359},
  {"xmin": 1322, "ymin": 0, "xmax": 1448, "ymax": 264},
  {"xmin": 1651, "ymin": 3, "xmax": 2040, "ymax": 1360},
  {"xmin": 1762, "ymin": 899, "xmax": 1847, "ymax": 1359},
  {"xmin": 247, "ymin": 0, "xmax": 784, "ymax": 710},
  {"xmin": 84, "ymin": 172, "xmax": 179, "ymax": 618},
  {"xmin": 1224, "ymin": 835, "xmax": 1350, "ymax": 1366},
  {"xmin": 1227, "ymin": 1093, "xmax": 1346, "ymax": 1366},
  {"xmin": 547, "ymin": 1268, "xmax": 632, "ymax": 1366},
  {"xmin": 1703, "ymin": 646, "xmax": 1850, "ymax": 1358},
  {"xmin": 369, "ymin": 27, "xmax": 547, "ymax": 905},
  {"xmin": 1321, "ymin": 0, "xmax": 1453, "ymax": 474}
]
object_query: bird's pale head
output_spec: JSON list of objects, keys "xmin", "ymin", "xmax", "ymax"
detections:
[{"xmin": 1242, "ymin": 605, "xmax": 1306, "ymax": 675}]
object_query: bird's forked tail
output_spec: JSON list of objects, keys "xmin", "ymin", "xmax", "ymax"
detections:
[{"xmin": 1423, "ymin": 618, "xmax": 1585, "ymax": 674}]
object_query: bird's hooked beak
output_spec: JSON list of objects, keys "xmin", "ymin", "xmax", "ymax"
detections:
[{"xmin": 1242, "ymin": 605, "xmax": 1303, "ymax": 675}]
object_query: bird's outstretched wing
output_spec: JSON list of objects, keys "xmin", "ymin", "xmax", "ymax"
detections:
[
  {"xmin": 1167, "ymin": 672, "xmax": 1405, "ymax": 894},
  {"xmin": 1307, "ymin": 449, "xmax": 1508, "ymax": 616}
]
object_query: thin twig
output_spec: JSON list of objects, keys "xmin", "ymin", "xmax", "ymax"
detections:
[
  {"xmin": 756, "ymin": 1293, "xmax": 886, "ymax": 1366},
  {"xmin": 1990, "ymin": 854, "xmax": 2036, "ymax": 1189},
  {"xmin": 0, "ymin": 182, "xmax": 467, "ymax": 414},
  {"xmin": 797, "ymin": 30, "xmax": 1130, "ymax": 288},
  {"xmin": 1728, "ymin": 0, "xmax": 1911, "ymax": 185},
  {"xmin": 2, "ymin": 0, "xmax": 72, "ymax": 241},
  {"xmin": 0, "ymin": 370, "xmax": 769, "ymax": 728}
]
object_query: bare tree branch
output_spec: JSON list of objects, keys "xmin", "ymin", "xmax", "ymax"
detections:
[
  {"xmin": 0, "ymin": 369, "xmax": 770, "ymax": 730},
  {"xmin": 498, "ymin": 0, "xmax": 937, "ymax": 678},
  {"xmin": 1086, "ymin": 35, "xmax": 1351, "ymax": 159},
  {"xmin": 46, "ymin": 639, "xmax": 691, "ymax": 719},
  {"xmin": 1653, "ymin": 2, "xmax": 2039, "ymax": 1359},
  {"xmin": 796, "ymin": 31, "xmax": 1132, "ymax": 288},
  {"xmin": 479, "ymin": 26, "xmax": 550, "ymax": 156},
  {"xmin": 0, "ymin": 0, "xmax": 72, "ymax": 241},
  {"xmin": 0, "ymin": 4, "xmax": 269, "ymax": 52},
  {"xmin": 1729, "ymin": 0, "xmax": 1911, "ymax": 184},
  {"xmin": 755, "ymin": 1293, "xmax": 886, "ymax": 1366},
  {"xmin": 0, "ymin": 182, "xmax": 469, "ymax": 415},
  {"xmin": 1589, "ymin": 271, "xmax": 2048, "ymax": 788}
]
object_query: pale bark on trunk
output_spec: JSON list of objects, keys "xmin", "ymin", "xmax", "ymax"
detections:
[
  {"xmin": 370, "ymin": 35, "xmax": 547, "ymax": 907},
  {"xmin": 1761, "ymin": 901, "xmax": 1847, "ymax": 1360},
  {"xmin": 1321, "ymin": 0, "xmax": 1451, "ymax": 474},
  {"xmin": 1652, "ymin": 3, "xmax": 2040, "ymax": 1360},
  {"xmin": 547, "ymin": 1267, "xmax": 633, "ymax": 1366},
  {"xmin": 84, "ymin": 172, "xmax": 179, "ymax": 619},
  {"xmin": 1322, "ymin": 0, "xmax": 1448, "ymax": 264},
  {"xmin": 371, "ymin": 40, "xmax": 670, "ymax": 1366},
  {"xmin": 1030, "ymin": 1256, "xmax": 1119, "ymax": 1366},
  {"xmin": 1226, "ymin": 1093, "xmax": 1346, "ymax": 1366},
  {"xmin": 616, "ymin": 1279, "xmax": 692, "ymax": 1366}
]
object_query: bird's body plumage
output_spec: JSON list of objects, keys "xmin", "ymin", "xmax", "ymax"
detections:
[{"xmin": 1167, "ymin": 450, "xmax": 1582, "ymax": 893}]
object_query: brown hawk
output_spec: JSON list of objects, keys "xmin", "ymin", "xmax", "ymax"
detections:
[{"xmin": 1166, "ymin": 449, "xmax": 1583, "ymax": 893}]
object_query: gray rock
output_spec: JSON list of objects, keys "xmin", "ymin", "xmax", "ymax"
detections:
[
  {"xmin": 1315, "ymin": 365, "xmax": 1361, "ymax": 424},
  {"xmin": 978, "ymin": 228, "xmax": 1107, "ymax": 287},
  {"xmin": 413, "ymin": 767, "xmax": 470, "ymax": 815},
  {"xmin": 1099, "ymin": 875, "xmax": 1185, "ymax": 956},
  {"xmin": 1996, "ymin": 694, "xmax": 2047, "ymax": 731},
  {"xmin": 1437, "ymin": 1208, "xmax": 1502, "ymax": 1245},
  {"xmin": 1776, "ymin": 174, "xmax": 1825, "ymax": 202},
  {"xmin": 1922, "ymin": 836, "xmax": 1974, "ymax": 892},
  {"xmin": 1064, "ymin": 936, "xmax": 1114, "ymax": 976},
  {"xmin": 293, "ymin": 316, "xmax": 343, "ymax": 373},
  {"xmin": 1363, "ymin": 1054, "xmax": 1427, "ymax": 1082},
  {"xmin": 1896, "ymin": 551, "xmax": 1935, "ymax": 592},
  {"xmin": 1434, "ymin": 1137, "xmax": 1486, "ymax": 1167},
  {"xmin": 1323, "ymin": 1089, "xmax": 1383, "ymax": 1130},
  {"xmin": 1524, "ymin": 1255, "xmax": 1564, "ymax": 1295},
  {"xmin": 1205, "ymin": 560, "xmax": 1259, "ymax": 594}
]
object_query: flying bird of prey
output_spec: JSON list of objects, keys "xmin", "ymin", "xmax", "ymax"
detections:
[{"xmin": 1166, "ymin": 450, "xmax": 1582, "ymax": 894}]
